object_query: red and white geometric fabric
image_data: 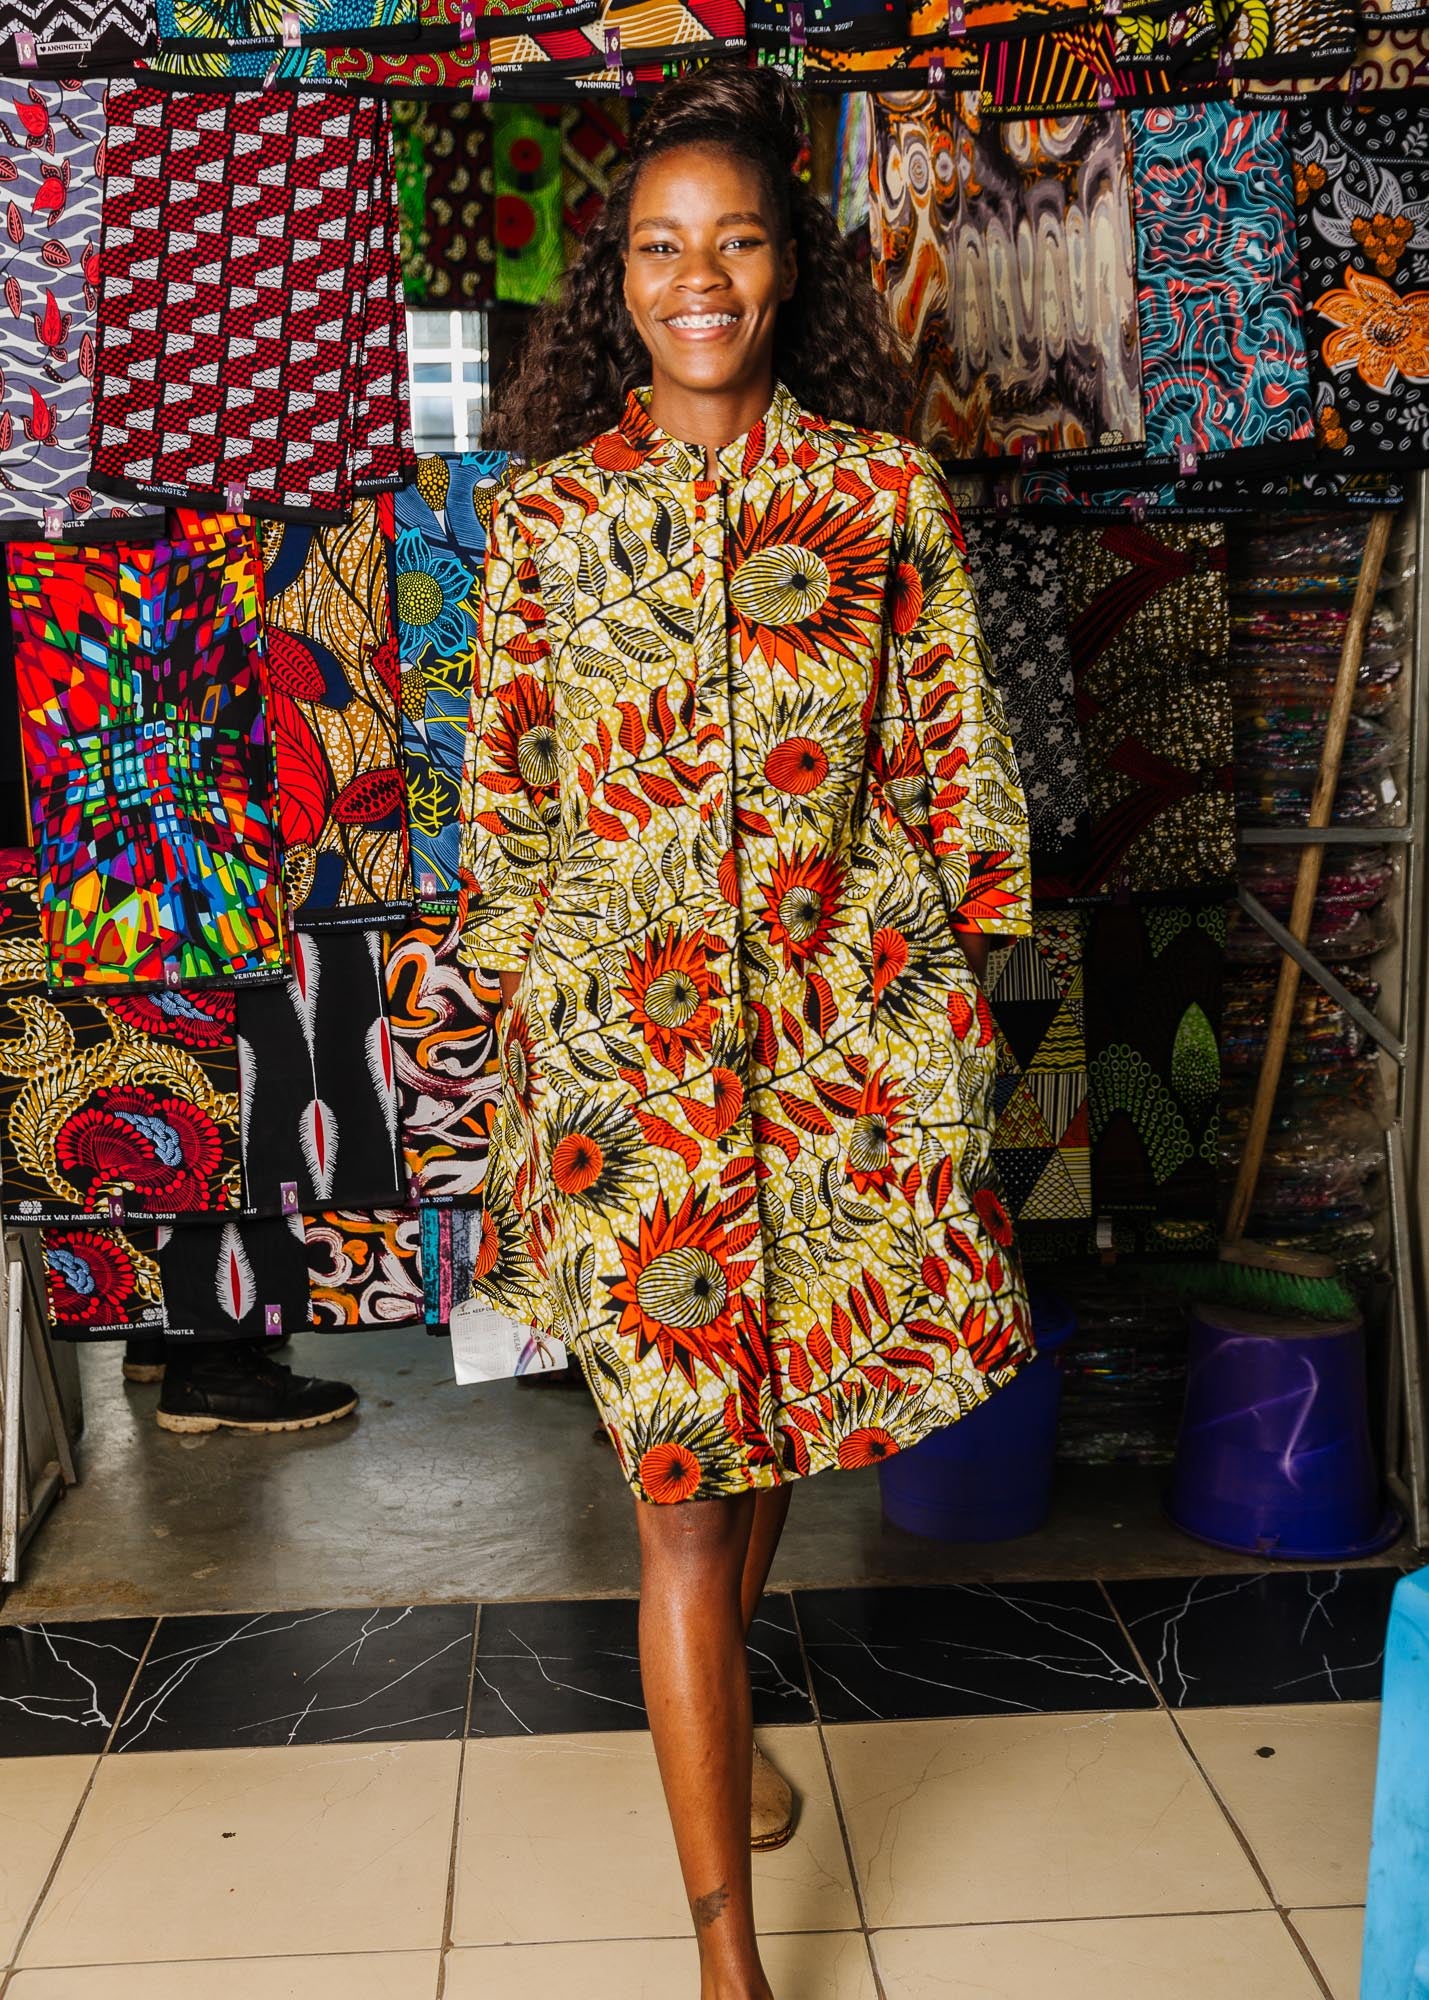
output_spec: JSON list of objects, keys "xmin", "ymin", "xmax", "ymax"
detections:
[{"xmin": 90, "ymin": 82, "xmax": 413, "ymax": 523}]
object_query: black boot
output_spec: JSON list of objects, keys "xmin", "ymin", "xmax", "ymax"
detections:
[
  {"xmin": 156, "ymin": 1341, "xmax": 358, "ymax": 1435},
  {"xmin": 122, "ymin": 1337, "xmax": 167, "ymax": 1385}
]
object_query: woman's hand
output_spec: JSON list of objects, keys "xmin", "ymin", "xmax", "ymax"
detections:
[
  {"xmin": 959, "ymin": 934, "xmax": 991, "ymax": 985},
  {"xmin": 497, "ymin": 970, "xmax": 522, "ymax": 1016}
]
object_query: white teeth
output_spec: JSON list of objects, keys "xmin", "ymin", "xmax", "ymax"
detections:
[{"xmin": 666, "ymin": 312, "xmax": 738, "ymax": 328}]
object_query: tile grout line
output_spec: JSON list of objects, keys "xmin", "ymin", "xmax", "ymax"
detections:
[
  {"xmin": 433, "ymin": 1601, "xmax": 482, "ymax": 2000},
  {"xmin": 788, "ymin": 1593, "xmax": 887, "ymax": 2000},
  {"xmin": 1094, "ymin": 1581, "xmax": 1336, "ymax": 2000},
  {"xmin": 2, "ymin": 1614, "xmax": 165, "ymax": 1985}
]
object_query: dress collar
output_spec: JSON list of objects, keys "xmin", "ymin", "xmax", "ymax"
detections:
[{"xmin": 589, "ymin": 381, "xmax": 806, "ymax": 484}]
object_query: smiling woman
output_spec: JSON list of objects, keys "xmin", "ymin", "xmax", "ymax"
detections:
[{"xmin": 465, "ymin": 65, "xmax": 1030, "ymax": 2000}]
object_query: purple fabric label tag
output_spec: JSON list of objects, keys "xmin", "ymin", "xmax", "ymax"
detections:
[
  {"xmin": 265, "ymin": 1304, "xmax": 282, "ymax": 1336},
  {"xmin": 281, "ymin": 8, "xmax": 301, "ymax": 44},
  {"xmin": 472, "ymin": 58, "xmax": 491, "ymax": 99},
  {"xmin": 788, "ymin": 2, "xmax": 805, "ymax": 43},
  {"xmin": 1177, "ymin": 444, "xmax": 1199, "ymax": 477},
  {"xmin": 459, "ymin": 0, "xmax": 476, "ymax": 38},
  {"xmin": 281, "ymin": 1180, "xmax": 299, "ymax": 1216},
  {"xmin": 15, "ymin": 29, "xmax": 36, "ymax": 62},
  {"xmin": 107, "ymin": 1191, "xmax": 125, "ymax": 1221}
]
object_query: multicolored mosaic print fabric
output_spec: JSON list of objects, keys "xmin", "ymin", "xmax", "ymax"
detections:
[
  {"xmin": 9, "ymin": 516, "xmax": 285, "ymax": 990},
  {"xmin": 91, "ymin": 85, "xmax": 413, "ymax": 522},
  {"xmin": 0, "ymin": 985, "xmax": 241, "ymax": 1223},
  {"xmin": 1060, "ymin": 521, "xmax": 1236, "ymax": 899},
  {"xmin": 259, "ymin": 500, "xmax": 412, "ymax": 926},
  {"xmin": 1129, "ymin": 105, "xmax": 1315, "ymax": 471},
  {"xmin": 460, "ymin": 386, "xmax": 1033, "ymax": 1501},
  {"xmin": 985, "ymin": 912, "xmax": 1090, "ymax": 1224},
  {"xmin": 386, "ymin": 908, "xmax": 500, "ymax": 1204},
  {"xmin": 393, "ymin": 450, "xmax": 507, "ymax": 900},
  {"xmin": 960, "ymin": 517, "xmax": 1089, "ymax": 866},
  {"xmin": 0, "ymin": 0, "xmax": 157, "ymax": 71},
  {"xmin": 1085, "ymin": 901, "xmax": 1226, "ymax": 1226},
  {"xmin": 0, "ymin": 82, "xmax": 158, "ymax": 542},
  {"xmin": 1289, "ymin": 99, "xmax": 1429, "ymax": 469},
  {"xmin": 236, "ymin": 927, "xmax": 402, "ymax": 1216},
  {"xmin": 306, "ymin": 1206, "xmax": 423, "ymax": 1324},
  {"xmin": 872, "ymin": 96, "xmax": 1144, "ymax": 465},
  {"xmin": 158, "ymin": 1213, "xmax": 311, "ymax": 1337}
]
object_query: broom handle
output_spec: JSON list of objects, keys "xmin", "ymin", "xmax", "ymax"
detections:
[{"xmin": 1223, "ymin": 509, "xmax": 1394, "ymax": 1251}]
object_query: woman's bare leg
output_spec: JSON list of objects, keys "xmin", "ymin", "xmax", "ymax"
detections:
[
  {"xmin": 740, "ymin": 1485, "xmax": 792, "ymax": 1633},
  {"xmin": 636, "ymin": 1491, "xmax": 773, "ymax": 2000}
]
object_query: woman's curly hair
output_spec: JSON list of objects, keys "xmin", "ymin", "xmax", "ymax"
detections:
[{"xmin": 484, "ymin": 65, "xmax": 909, "ymax": 461}]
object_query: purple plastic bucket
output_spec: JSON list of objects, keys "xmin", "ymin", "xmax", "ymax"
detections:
[
  {"xmin": 1169, "ymin": 1302, "xmax": 1401, "ymax": 1561},
  {"xmin": 877, "ymin": 1295, "xmax": 1077, "ymax": 1542}
]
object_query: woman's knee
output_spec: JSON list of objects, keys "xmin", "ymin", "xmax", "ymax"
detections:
[{"xmin": 636, "ymin": 1491, "xmax": 755, "ymax": 1584}]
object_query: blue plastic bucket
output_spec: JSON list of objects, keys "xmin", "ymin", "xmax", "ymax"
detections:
[
  {"xmin": 1168, "ymin": 1301, "xmax": 1401, "ymax": 1561},
  {"xmin": 877, "ymin": 1295, "xmax": 1077, "ymax": 1542}
]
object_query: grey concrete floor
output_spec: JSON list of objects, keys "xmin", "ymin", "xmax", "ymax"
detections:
[{"xmin": 1, "ymin": 1327, "xmax": 1408, "ymax": 1622}]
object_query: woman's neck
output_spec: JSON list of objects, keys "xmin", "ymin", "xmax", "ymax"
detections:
[{"xmin": 646, "ymin": 374, "xmax": 776, "ymax": 475}]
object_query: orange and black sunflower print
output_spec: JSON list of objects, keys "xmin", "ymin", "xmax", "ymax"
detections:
[{"xmin": 458, "ymin": 383, "xmax": 1034, "ymax": 1502}]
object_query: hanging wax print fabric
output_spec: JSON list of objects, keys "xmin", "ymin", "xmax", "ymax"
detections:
[
  {"xmin": 561, "ymin": 100, "xmax": 629, "ymax": 265},
  {"xmin": 959, "ymin": 517, "xmax": 1089, "ymax": 869},
  {"xmin": 41, "ymin": 1224, "xmax": 165, "ymax": 1337},
  {"xmin": 1056, "ymin": 521, "xmax": 1235, "ymax": 901},
  {"xmin": 870, "ymin": 92, "xmax": 963, "ymax": 445},
  {"xmin": 420, "ymin": 1202, "xmax": 482, "ymax": 1326},
  {"xmin": 258, "ymin": 501, "xmax": 412, "ymax": 927},
  {"xmin": 153, "ymin": 0, "xmax": 417, "ymax": 53},
  {"xmin": 0, "ymin": 849, "xmax": 43, "ymax": 990},
  {"xmin": 1084, "ymin": 902, "xmax": 1226, "ymax": 1229},
  {"xmin": 419, "ymin": 104, "xmax": 494, "ymax": 309},
  {"xmin": 385, "ymin": 909, "xmax": 500, "ymax": 1205},
  {"xmin": 978, "ymin": 25, "xmax": 1202, "ymax": 113},
  {"xmin": 586, "ymin": 0, "xmax": 747, "ymax": 63},
  {"xmin": 158, "ymin": 1213, "xmax": 311, "ymax": 1338},
  {"xmin": 491, "ymin": 106, "xmax": 564, "ymax": 309},
  {"xmin": 874, "ymin": 96, "xmax": 1144, "ymax": 467},
  {"xmin": 0, "ymin": 82, "xmax": 160, "ymax": 543},
  {"xmin": 306, "ymin": 1207, "xmax": 424, "ymax": 1325},
  {"xmin": 806, "ymin": 0, "xmax": 905, "ymax": 40},
  {"xmin": 1288, "ymin": 99, "xmax": 1429, "ymax": 470},
  {"xmin": 393, "ymin": 451, "xmax": 507, "ymax": 901},
  {"xmin": 236, "ymin": 927, "xmax": 403, "ymax": 1217},
  {"xmin": 9, "ymin": 515, "xmax": 285, "ymax": 991},
  {"xmin": 323, "ymin": 0, "xmax": 602, "ymax": 91},
  {"xmin": 90, "ymin": 86, "xmax": 412, "ymax": 521},
  {"xmin": 1219, "ymin": 0, "xmax": 1358, "ymax": 75},
  {"xmin": 392, "ymin": 102, "xmax": 430, "ymax": 304},
  {"xmin": 0, "ymin": 0, "xmax": 156, "ymax": 70},
  {"xmin": 1128, "ymin": 105, "xmax": 1315, "ymax": 474},
  {"xmin": 0, "ymin": 985, "xmax": 241, "ymax": 1223},
  {"xmin": 985, "ymin": 912, "xmax": 1090, "ymax": 1225}
]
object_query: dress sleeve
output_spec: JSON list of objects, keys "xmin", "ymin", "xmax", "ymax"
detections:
[
  {"xmin": 456, "ymin": 489, "xmax": 560, "ymax": 973},
  {"xmin": 875, "ymin": 457, "xmax": 1031, "ymax": 940}
]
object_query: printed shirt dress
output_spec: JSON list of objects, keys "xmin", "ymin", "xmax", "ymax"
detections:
[{"xmin": 457, "ymin": 384, "xmax": 1034, "ymax": 1503}]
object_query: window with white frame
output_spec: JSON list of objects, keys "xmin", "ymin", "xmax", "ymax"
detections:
[{"xmin": 405, "ymin": 309, "xmax": 491, "ymax": 453}]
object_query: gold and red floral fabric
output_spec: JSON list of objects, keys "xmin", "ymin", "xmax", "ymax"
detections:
[{"xmin": 458, "ymin": 384, "xmax": 1032, "ymax": 1502}]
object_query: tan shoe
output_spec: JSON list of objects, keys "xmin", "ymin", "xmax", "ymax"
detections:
[{"xmin": 751, "ymin": 1741, "xmax": 796, "ymax": 1852}]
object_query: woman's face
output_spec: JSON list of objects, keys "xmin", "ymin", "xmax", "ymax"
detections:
[{"xmin": 623, "ymin": 145, "xmax": 797, "ymax": 405}]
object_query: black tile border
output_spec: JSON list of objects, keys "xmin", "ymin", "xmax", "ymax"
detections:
[{"xmin": 0, "ymin": 1565, "xmax": 1416, "ymax": 1757}]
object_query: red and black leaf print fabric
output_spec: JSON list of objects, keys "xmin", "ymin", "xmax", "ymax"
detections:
[
  {"xmin": 158, "ymin": 1214, "xmax": 312, "ymax": 1338},
  {"xmin": 458, "ymin": 384, "xmax": 1034, "ymax": 1502},
  {"xmin": 236, "ymin": 928, "xmax": 403, "ymax": 1216}
]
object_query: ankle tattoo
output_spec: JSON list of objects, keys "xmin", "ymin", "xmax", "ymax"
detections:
[{"xmin": 691, "ymin": 1883, "xmax": 730, "ymax": 1930}]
